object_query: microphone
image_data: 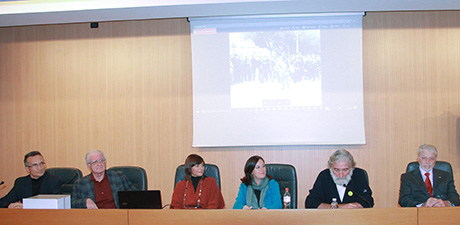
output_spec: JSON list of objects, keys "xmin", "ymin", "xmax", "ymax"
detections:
[{"xmin": 343, "ymin": 184, "xmax": 372, "ymax": 208}]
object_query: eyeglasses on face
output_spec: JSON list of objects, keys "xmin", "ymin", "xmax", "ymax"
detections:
[
  {"xmin": 88, "ymin": 158, "xmax": 106, "ymax": 166},
  {"xmin": 27, "ymin": 162, "xmax": 46, "ymax": 168}
]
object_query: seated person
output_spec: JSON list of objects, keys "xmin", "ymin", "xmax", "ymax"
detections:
[
  {"xmin": 72, "ymin": 149, "xmax": 134, "ymax": 209},
  {"xmin": 0, "ymin": 151, "xmax": 63, "ymax": 208},
  {"xmin": 233, "ymin": 155, "xmax": 282, "ymax": 209},
  {"xmin": 305, "ymin": 149, "xmax": 374, "ymax": 209},
  {"xmin": 399, "ymin": 144, "xmax": 460, "ymax": 207},
  {"xmin": 170, "ymin": 154, "xmax": 225, "ymax": 209}
]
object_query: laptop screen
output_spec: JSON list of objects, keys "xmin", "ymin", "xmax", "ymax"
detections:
[{"xmin": 118, "ymin": 190, "xmax": 162, "ymax": 209}]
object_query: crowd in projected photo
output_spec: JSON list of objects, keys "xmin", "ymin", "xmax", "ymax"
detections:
[{"xmin": 230, "ymin": 30, "xmax": 322, "ymax": 109}]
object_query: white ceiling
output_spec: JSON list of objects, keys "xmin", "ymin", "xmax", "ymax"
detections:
[{"xmin": 0, "ymin": 0, "xmax": 459, "ymax": 27}]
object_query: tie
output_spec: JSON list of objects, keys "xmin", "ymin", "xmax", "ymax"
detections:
[{"xmin": 424, "ymin": 172, "xmax": 433, "ymax": 197}]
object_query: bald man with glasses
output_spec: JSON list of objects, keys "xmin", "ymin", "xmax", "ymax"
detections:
[
  {"xmin": 0, "ymin": 151, "xmax": 63, "ymax": 208},
  {"xmin": 72, "ymin": 149, "xmax": 134, "ymax": 209}
]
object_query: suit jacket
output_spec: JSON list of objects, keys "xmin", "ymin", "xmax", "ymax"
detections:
[
  {"xmin": 71, "ymin": 170, "xmax": 134, "ymax": 208},
  {"xmin": 399, "ymin": 168, "xmax": 460, "ymax": 207},
  {"xmin": 0, "ymin": 172, "xmax": 63, "ymax": 208},
  {"xmin": 170, "ymin": 177, "xmax": 225, "ymax": 209},
  {"xmin": 305, "ymin": 168, "xmax": 374, "ymax": 208}
]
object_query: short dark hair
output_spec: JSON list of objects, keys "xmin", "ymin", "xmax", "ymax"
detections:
[
  {"xmin": 24, "ymin": 151, "xmax": 42, "ymax": 167},
  {"xmin": 241, "ymin": 155, "xmax": 272, "ymax": 186},
  {"xmin": 184, "ymin": 154, "xmax": 205, "ymax": 181}
]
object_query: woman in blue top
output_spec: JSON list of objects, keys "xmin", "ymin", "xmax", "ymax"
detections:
[{"xmin": 233, "ymin": 155, "xmax": 282, "ymax": 209}]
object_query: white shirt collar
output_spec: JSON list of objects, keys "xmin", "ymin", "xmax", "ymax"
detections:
[
  {"xmin": 335, "ymin": 183, "xmax": 346, "ymax": 202},
  {"xmin": 419, "ymin": 166, "xmax": 433, "ymax": 180}
]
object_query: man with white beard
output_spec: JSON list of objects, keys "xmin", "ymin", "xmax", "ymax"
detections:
[{"xmin": 305, "ymin": 149, "xmax": 374, "ymax": 209}]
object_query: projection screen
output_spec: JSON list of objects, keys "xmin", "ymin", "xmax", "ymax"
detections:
[{"xmin": 191, "ymin": 13, "xmax": 365, "ymax": 147}]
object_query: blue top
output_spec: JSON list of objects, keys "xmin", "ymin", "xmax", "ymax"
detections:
[{"xmin": 233, "ymin": 179, "xmax": 283, "ymax": 209}]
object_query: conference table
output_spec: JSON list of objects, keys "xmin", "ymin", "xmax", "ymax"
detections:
[{"xmin": 0, "ymin": 207, "xmax": 457, "ymax": 225}]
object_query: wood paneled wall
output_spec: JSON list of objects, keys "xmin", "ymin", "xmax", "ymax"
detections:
[{"xmin": 0, "ymin": 11, "xmax": 459, "ymax": 208}]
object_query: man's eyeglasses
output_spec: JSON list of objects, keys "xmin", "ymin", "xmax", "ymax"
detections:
[
  {"xmin": 88, "ymin": 159, "xmax": 106, "ymax": 166},
  {"xmin": 27, "ymin": 162, "xmax": 46, "ymax": 168}
]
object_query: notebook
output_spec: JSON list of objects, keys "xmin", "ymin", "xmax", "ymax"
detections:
[{"xmin": 118, "ymin": 190, "xmax": 163, "ymax": 209}]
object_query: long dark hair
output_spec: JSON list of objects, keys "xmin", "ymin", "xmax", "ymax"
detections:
[
  {"xmin": 240, "ymin": 155, "xmax": 271, "ymax": 186},
  {"xmin": 184, "ymin": 154, "xmax": 205, "ymax": 181}
]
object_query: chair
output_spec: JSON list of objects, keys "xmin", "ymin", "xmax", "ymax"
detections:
[
  {"xmin": 108, "ymin": 166, "xmax": 148, "ymax": 191},
  {"xmin": 46, "ymin": 167, "xmax": 83, "ymax": 195},
  {"xmin": 266, "ymin": 164, "xmax": 297, "ymax": 209},
  {"xmin": 174, "ymin": 164, "xmax": 221, "ymax": 189},
  {"xmin": 363, "ymin": 169, "xmax": 370, "ymax": 184},
  {"xmin": 406, "ymin": 161, "xmax": 453, "ymax": 178}
]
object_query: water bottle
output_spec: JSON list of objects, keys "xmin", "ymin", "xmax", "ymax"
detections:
[
  {"xmin": 283, "ymin": 187, "xmax": 291, "ymax": 209},
  {"xmin": 331, "ymin": 198, "xmax": 338, "ymax": 209}
]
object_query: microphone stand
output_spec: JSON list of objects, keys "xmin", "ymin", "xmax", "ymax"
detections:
[{"xmin": 343, "ymin": 184, "xmax": 372, "ymax": 208}]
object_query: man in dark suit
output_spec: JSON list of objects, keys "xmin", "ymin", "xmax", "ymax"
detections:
[
  {"xmin": 399, "ymin": 144, "xmax": 460, "ymax": 207},
  {"xmin": 305, "ymin": 149, "xmax": 374, "ymax": 209},
  {"xmin": 0, "ymin": 151, "xmax": 63, "ymax": 208}
]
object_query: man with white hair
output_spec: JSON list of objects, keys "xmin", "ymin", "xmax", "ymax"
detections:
[
  {"xmin": 305, "ymin": 149, "xmax": 374, "ymax": 209},
  {"xmin": 72, "ymin": 150, "xmax": 134, "ymax": 209},
  {"xmin": 399, "ymin": 144, "xmax": 459, "ymax": 207}
]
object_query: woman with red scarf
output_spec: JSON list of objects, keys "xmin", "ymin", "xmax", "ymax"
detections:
[{"xmin": 170, "ymin": 154, "xmax": 225, "ymax": 209}]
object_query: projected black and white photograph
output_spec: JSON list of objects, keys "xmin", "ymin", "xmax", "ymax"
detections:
[{"xmin": 230, "ymin": 30, "xmax": 321, "ymax": 109}]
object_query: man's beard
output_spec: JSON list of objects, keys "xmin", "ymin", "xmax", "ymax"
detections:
[{"xmin": 330, "ymin": 168, "xmax": 354, "ymax": 186}]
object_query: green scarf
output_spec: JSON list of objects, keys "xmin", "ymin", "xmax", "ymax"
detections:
[{"xmin": 246, "ymin": 176, "xmax": 270, "ymax": 209}]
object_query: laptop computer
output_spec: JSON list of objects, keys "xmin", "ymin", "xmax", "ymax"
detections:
[{"xmin": 118, "ymin": 190, "xmax": 163, "ymax": 209}]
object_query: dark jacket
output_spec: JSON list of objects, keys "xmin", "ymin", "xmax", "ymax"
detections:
[
  {"xmin": 305, "ymin": 167, "xmax": 374, "ymax": 208},
  {"xmin": 399, "ymin": 168, "xmax": 460, "ymax": 207},
  {"xmin": 0, "ymin": 172, "xmax": 63, "ymax": 208},
  {"xmin": 71, "ymin": 170, "xmax": 134, "ymax": 208}
]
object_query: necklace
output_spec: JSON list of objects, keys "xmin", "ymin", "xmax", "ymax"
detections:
[{"xmin": 183, "ymin": 179, "xmax": 203, "ymax": 208}]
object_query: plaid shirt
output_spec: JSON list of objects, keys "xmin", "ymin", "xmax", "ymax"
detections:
[{"xmin": 71, "ymin": 170, "xmax": 134, "ymax": 208}]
